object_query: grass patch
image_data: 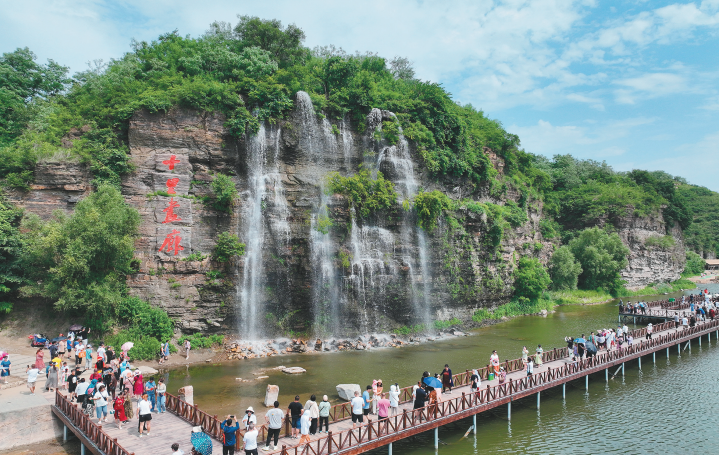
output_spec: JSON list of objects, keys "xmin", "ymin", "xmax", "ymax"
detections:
[
  {"xmin": 177, "ymin": 333, "xmax": 225, "ymax": 349},
  {"xmin": 473, "ymin": 297, "xmax": 555, "ymax": 323}
]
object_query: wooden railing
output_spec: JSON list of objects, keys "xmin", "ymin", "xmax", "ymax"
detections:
[
  {"xmin": 273, "ymin": 319, "xmax": 719, "ymax": 455},
  {"xmin": 54, "ymin": 391, "xmax": 134, "ymax": 455}
]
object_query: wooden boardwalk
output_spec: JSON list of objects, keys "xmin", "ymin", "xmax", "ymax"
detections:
[{"xmin": 52, "ymin": 315, "xmax": 719, "ymax": 455}]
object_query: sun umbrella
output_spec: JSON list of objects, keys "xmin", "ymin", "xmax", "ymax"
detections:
[
  {"xmin": 68, "ymin": 324, "xmax": 83, "ymax": 332},
  {"xmin": 574, "ymin": 338, "xmax": 586, "ymax": 344},
  {"xmin": 121, "ymin": 342, "xmax": 134, "ymax": 352},
  {"xmin": 191, "ymin": 428, "xmax": 213, "ymax": 455},
  {"xmin": 51, "ymin": 336, "xmax": 68, "ymax": 342},
  {"xmin": 422, "ymin": 376, "xmax": 443, "ymax": 388},
  {"xmin": 585, "ymin": 341, "xmax": 598, "ymax": 354}
]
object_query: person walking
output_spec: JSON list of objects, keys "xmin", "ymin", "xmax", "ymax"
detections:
[
  {"xmin": 26, "ymin": 363, "xmax": 40, "ymax": 395},
  {"xmin": 133, "ymin": 371, "xmax": 144, "ymax": 402},
  {"xmin": 92, "ymin": 384, "xmax": 110, "ymax": 423},
  {"xmin": 123, "ymin": 389, "xmax": 134, "ymax": 420},
  {"xmin": 470, "ymin": 370, "xmax": 480, "ymax": 392},
  {"xmin": 45, "ymin": 363, "xmax": 58, "ymax": 392},
  {"xmin": 526, "ymin": 357, "xmax": 534, "ymax": 376},
  {"xmin": 263, "ymin": 401, "xmax": 283, "ymax": 451},
  {"xmin": 318, "ymin": 395, "xmax": 331, "ymax": 433},
  {"xmin": 243, "ymin": 423, "xmax": 259, "ymax": 455},
  {"xmin": 646, "ymin": 323, "xmax": 653, "ymax": 340},
  {"xmin": 113, "ymin": 393, "xmax": 128, "ymax": 429},
  {"xmin": 157, "ymin": 378, "xmax": 167, "ymax": 413},
  {"xmin": 35, "ymin": 348, "xmax": 45, "ymax": 372},
  {"xmin": 221, "ymin": 414, "xmax": 240, "ymax": 455},
  {"xmin": 441, "ymin": 364, "xmax": 453, "ymax": 393},
  {"xmin": 287, "ymin": 396, "xmax": 303, "ymax": 438},
  {"xmin": 304, "ymin": 394, "xmax": 319, "ymax": 435},
  {"xmin": 85, "ymin": 345, "xmax": 93, "ymax": 371},
  {"xmin": 137, "ymin": 392, "xmax": 152, "ymax": 437},
  {"xmin": 351, "ymin": 390, "xmax": 364, "ymax": 427},
  {"xmin": 75, "ymin": 378, "xmax": 89, "ymax": 409}
]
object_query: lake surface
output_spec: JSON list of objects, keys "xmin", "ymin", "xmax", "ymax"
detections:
[{"xmin": 164, "ymin": 285, "xmax": 717, "ymax": 454}]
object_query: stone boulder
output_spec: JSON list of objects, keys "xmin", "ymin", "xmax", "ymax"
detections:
[
  {"xmin": 264, "ymin": 384, "xmax": 279, "ymax": 407},
  {"xmin": 282, "ymin": 367, "xmax": 306, "ymax": 374},
  {"xmin": 336, "ymin": 384, "xmax": 361, "ymax": 401}
]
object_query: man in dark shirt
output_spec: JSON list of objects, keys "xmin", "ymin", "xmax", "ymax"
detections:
[
  {"xmin": 105, "ymin": 347, "xmax": 115, "ymax": 363},
  {"xmin": 49, "ymin": 342, "xmax": 58, "ymax": 360},
  {"xmin": 414, "ymin": 386, "xmax": 427, "ymax": 409},
  {"xmin": 287, "ymin": 395, "xmax": 303, "ymax": 439}
]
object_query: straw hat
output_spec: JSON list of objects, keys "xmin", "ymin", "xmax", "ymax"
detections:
[{"xmin": 246, "ymin": 406, "xmax": 254, "ymax": 413}]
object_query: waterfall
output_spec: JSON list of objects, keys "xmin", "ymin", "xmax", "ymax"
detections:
[
  {"xmin": 237, "ymin": 124, "xmax": 289, "ymax": 340},
  {"xmin": 372, "ymin": 113, "xmax": 434, "ymax": 331},
  {"xmin": 310, "ymin": 193, "xmax": 340, "ymax": 336}
]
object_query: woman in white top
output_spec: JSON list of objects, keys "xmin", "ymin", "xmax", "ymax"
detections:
[
  {"xmin": 241, "ymin": 407, "xmax": 257, "ymax": 429},
  {"xmin": 137, "ymin": 393, "xmax": 153, "ymax": 436},
  {"xmin": 92, "ymin": 384, "xmax": 110, "ymax": 423},
  {"xmin": 389, "ymin": 384, "xmax": 400, "ymax": 416}
]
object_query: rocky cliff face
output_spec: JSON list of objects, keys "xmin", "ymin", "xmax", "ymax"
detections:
[
  {"xmin": 616, "ymin": 213, "xmax": 685, "ymax": 288},
  {"xmin": 8, "ymin": 93, "xmax": 685, "ymax": 337}
]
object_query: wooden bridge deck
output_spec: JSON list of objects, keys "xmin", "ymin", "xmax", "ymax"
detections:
[{"xmin": 52, "ymin": 311, "xmax": 719, "ymax": 455}]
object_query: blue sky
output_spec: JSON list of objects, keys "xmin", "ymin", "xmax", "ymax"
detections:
[{"xmin": 1, "ymin": 0, "xmax": 718, "ymax": 190}]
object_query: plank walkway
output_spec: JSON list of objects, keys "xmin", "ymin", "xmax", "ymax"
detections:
[{"xmin": 50, "ymin": 314, "xmax": 719, "ymax": 455}]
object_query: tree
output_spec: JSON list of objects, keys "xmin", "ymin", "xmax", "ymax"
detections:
[
  {"xmin": 0, "ymin": 198, "xmax": 25, "ymax": 313},
  {"xmin": 234, "ymin": 16, "xmax": 308, "ymax": 68},
  {"xmin": 20, "ymin": 185, "xmax": 140, "ymax": 313},
  {"xmin": 212, "ymin": 231, "xmax": 245, "ymax": 262},
  {"xmin": 210, "ymin": 173, "xmax": 238, "ymax": 212},
  {"xmin": 568, "ymin": 227, "xmax": 629, "ymax": 291},
  {"xmin": 684, "ymin": 251, "xmax": 705, "ymax": 276},
  {"xmin": 549, "ymin": 246, "xmax": 582, "ymax": 290},
  {"xmin": 514, "ymin": 257, "xmax": 551, "ymax": 300},
  {"xmin": 389, "ymin": 56, "xmax": 415, "ymax": 80}
]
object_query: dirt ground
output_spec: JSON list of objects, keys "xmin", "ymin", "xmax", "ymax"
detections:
[{"xmin": 0, "ymin": 439, "xmax": 80, "ymax": 455}]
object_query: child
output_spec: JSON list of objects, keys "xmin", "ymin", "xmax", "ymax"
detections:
[{"xmin": 526, "ymin": 357, "xmax": 534, "ymax": 376}]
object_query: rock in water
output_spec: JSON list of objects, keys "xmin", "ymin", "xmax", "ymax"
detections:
[
  {"xmin": 336, "ymin": 384, "xmax": 361, "ymax": 401},
  {"xmin": 281, "ymin": 367, "xmax": 306, "ymax": 374},
  {"xmin": 264, "ymin": 384, "xmax": 279, "ymax": 406}
]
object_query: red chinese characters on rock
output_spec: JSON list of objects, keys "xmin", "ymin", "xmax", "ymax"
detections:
[
  {"xmin": 158, "ymin": 155, "xmax": 185, "ymax": 255},
  {"xmin": 159, "ymin": 229, "xmax": 184, "ymax": 256},
  {"xmin": 165, "ymin": 178, "xmax": 180, "ymax": 195},
  {"xmin": 162, "ymin": 155, "xmax": 181, "ymax": 170},
  {"xmin": 162, "ymin": 198, "xmax": 182, "ymax": 224}
]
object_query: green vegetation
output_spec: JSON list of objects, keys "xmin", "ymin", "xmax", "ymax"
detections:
[
  {"xmin": 178, "ymin": 333, "xmax": 225, "ymax": 349},
  {"xmin": 683, "ymin": 251, "xmax": 706, "ymax": 277},
  {"xmin": 0, "ymin": 197, "xmax": 24, "ymax": 313},
  {"xmin": 392, "ymin": 318, "xmax": 462, "ymax": 335},
  {"xmin": 182, "ymin": 252, "xmax": 208, "ymax": 262},
  {"xmin": 413, "ymin": 190, "xmax": 452, "ymax": 231},
  {"xmin": 327, "ymin": 169, "xmax": 397, "ymax": 218},
  {"xmin": 548, "ymin": 246, "xmax": 582, "ymax": 290},
  {"xmin": 514, "ymin": 257, "xmax": 551, "ymax": 300},
  {"xmin": 210, "ymin": 173, "xmax": 238, "ymax": 212},
  {"xmin": 644, "ymin": 234, "xmax": 676, "ymax": 250},
  {"xmin": 678, "ymin": 184, "xmax": 719, "ymax": 257},
  {"xmin": 568, "ymin": 227, "xmax": 630, "ymax": 293},
  {"xmin": 20, "ymin": 185, "xmax": 140, "ymax": 316},
  {"xmin": 472, "ymin": 297, "xmax": 555, "ymax": 322},
  {"xmin": 212, "ymin": 231, "xmax": 245, "ymax": 262}
]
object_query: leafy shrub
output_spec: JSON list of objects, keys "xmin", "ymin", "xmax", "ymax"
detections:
[
  {"xmin": 514, "ymin": 257, "xmax": 551, "ymax": 300},
  {"xmin": 327, "ymin": 169, "xmax": 397, "ymax": 218},
  {"xmin": 212, "ymin": 231, "xmax": 245, "ymax": 262},
  {"xmin": 644, "ymin": 235, "xmax": 676, "ymax": 250},
  {"xmin": 683, "ymin": 251, "xmax": 706, "ymax": 276},
  {"xmin": 413, "ymin": 190, "xmax": 453, "ymax": 232},
  {"xmin": 112, "ymin": 296, "xmax": 174, "ymax": 341},
  {"xmin": 434, "ymin": 318, "xmax": 461, "ymax": 330},
  {"xmin": 178, "ymin": 333, "xmax": 225, "ymax": 349},
  {"xmin": 210, "ymin": 173, "xmax": 238, "ymax": 212},
  {"xmin": 105, "ymin": 328, "xmax": 162, "ymax": 361}
]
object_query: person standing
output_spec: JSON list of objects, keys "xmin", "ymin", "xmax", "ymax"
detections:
[
  {"xmin": 470, "ymin": 370, "xmax": 480, "ymax": 392},
  {"xmin": 1, "ymin": 355, "xmax": 10, "ymax": 384},
  {"xmin": 26, "ymin": 363, "xmax": 40, "ymax": 395},
  {"xmin": 535, "ymin": 345, "xmax": 544, "ymax": 366},
  {"xmin": 287, "ymin": 396, "xmax": 303, "ymax": 438},
  {"xmin": 84, "ymin": 345, "xmax": 93, "ymax": 371},
  {"xmin": 646, "ymin": 323, "xmax": 653, "ymax": 340},
  {"xmin": 441, "ymin": 364, "xmax": 453, "ymax": 393},
  {"xmin": 97, "ymin": 343, "xmax": 106, "ymax": 363},
  {"xmin": 156, "ymin": 378, "xmax": 167, "ymax": 413},
  {"xmin": 388, "ymin": 385, "xmax": 400, "ymax": 417},
  {"xmin": 75, "ymin": 378, "xmax": 89, "ymax": 408},
  {"xmin": 263, "ymin": 401, "xmax": 283, "ymax": 451},
  {"xmin": 521, "ymin": 346, "xmax": 529, "ymax": 367},
  {"xmin": 113, "ymin": 393, "xmax": 128, "ymax": 429},
  {"xmin": 145, "ymin": 377, "xmax": 157, "ymax": 412},
  {"xmin": 351, "ymin": 390, "xmax": 364, "ymax": 427},
  {"xmin": 171, "ymin": 443, "xmax": 184, "ymax": 455},
  {"xmin": 377, "ymin": 393, "xmax": 390, "ymax": 420},
  {"xmin": 490, "ymin": 350, "xmax": 500, "ymax": 375},
  {"xmin": 35, "ymin": 348, "xmax": 45, "ymax": 373},
  {"xmin": 68, "ymin": 369, "xmax": 78, "ymax": 400},
  {"xmin": 526, "ymin": 357, "xmax": 534, "ymax": 376},
  {"xmin": 221, "ymin": 414, "xmax": 240, "ymax": 455},
  {"xmin": 92, "ymin": 384, "xmax": 110, "ymax": 423},
  {"xmin": 133, "ymin": 371, "xmax": 144, "ymax": 402},
  {"xmin": 242, "ymin": 423, "xmax": 259, "ymax": 455},
  {"xmin": 298, "ymin": 411, "xmax": 311, "ymax": 446},
  {"xmin": 137, "ymin": 392, "xmax": 152, "ymax": 437},
  {"xmin": 362, "ymin": 386, "xmax": 371, "ymax": 417},
  {"xmin": 123, "ymin": 389, "xmax": 134, "ymax": 420},
  {"xmin": 304, "ymin": 394, "xmax": 319, "ymax": 435},
  {"xmin": 413, "ymin": 385, "xmax": 427, "ymax": 409},
  {"xmin": 241, "ymin": 407, "xmax": 257, "ymax": 429},
  {"xmin": 184, "ymin": 339, "xmax": 191, "ymax": 360},
  {"xmin": 317, "ymin": 396, "xmax": 331, "ymax": 434},
  {"xmin": 58, "ymin": 338, "xmax": 66, "ymax": 359}
]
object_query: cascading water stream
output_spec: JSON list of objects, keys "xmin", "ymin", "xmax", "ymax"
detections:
[{"xmin": 237, "ymin": 124, "xmax": 289, "ymax": 340}]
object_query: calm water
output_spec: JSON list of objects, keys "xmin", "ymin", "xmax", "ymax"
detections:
[{"xmin": 165, "ymin": 286, "xmax": 718, "ymax": 454}]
